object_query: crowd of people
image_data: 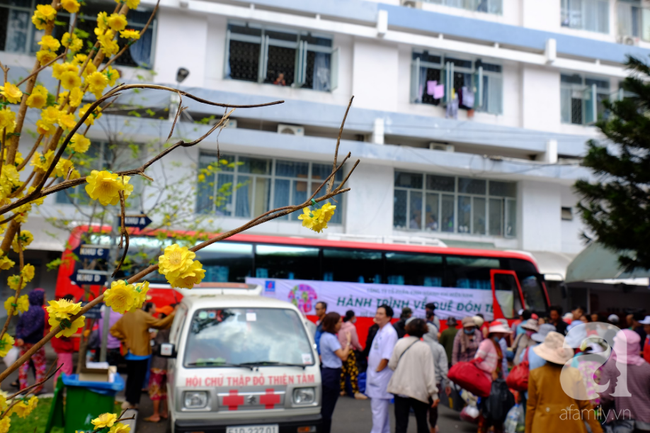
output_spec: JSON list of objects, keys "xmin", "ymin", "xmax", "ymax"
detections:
[
  {"xmin": 313, "ymin": 300, "xmax": 650, "ymax": 433},
  {"xmin": 10, "ymin": 288, "xmax": 176, "ymax": 423}
]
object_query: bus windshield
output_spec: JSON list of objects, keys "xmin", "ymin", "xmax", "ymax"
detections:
[{"xmin": 183, "ymin": 308, "xmax": 314, "ymax": 368}]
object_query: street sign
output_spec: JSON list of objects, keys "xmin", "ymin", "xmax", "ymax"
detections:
[
  {"xmin": 82, "ymin": 302, "xmax": 104, "ymax": 319},
  {"xmin": 73, "ymin": 244, "xmax": 110, "ymax": 259},
  {"xmin": 122, "ymin": 214, "xmax": 152, "ymax": 229},
  {"xmin": 72, "ymin": 270, "xmax": 109, "ymax": 286}
]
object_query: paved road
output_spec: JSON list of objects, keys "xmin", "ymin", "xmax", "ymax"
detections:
[{"xmin": 134, "ymin": 393, "xmax": 477, "ymax": 433}]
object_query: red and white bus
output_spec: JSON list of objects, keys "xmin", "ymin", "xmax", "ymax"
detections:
[{"xmin": 56, "ymin": 226, "xmax": 550, "ymax": 342}]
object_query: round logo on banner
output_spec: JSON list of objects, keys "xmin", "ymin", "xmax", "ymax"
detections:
[{"xmin": 288, "ymin": 284, "xmax": 318, "ymax": 314}]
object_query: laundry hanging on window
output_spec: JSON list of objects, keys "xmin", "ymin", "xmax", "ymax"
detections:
[
  {"xmin": 433, "ymin": 83, "xmax": 445, "ymax": 100},
  {"xmin": 461, "ymin": 86, "xmax": 475, "ymax": 108},
  {"xmin": 446, "ymin": 89, "xmax": 458, "ymax": 120},
  {"xmin": 427, "ymin": 80, "xmax": 437, "ymax": 95}
]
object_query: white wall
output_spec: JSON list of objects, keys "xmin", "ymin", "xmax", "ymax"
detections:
[
  {"xmin": 519, "ymin": 180, "xmax": 562, "ymax": 251},
  {"xmin": 521, "ymin": 65, "xmax": 561, "ymax": 133},
  {"xmin": 352, "ymin": 39, "xmax": 400, "ymax": 111},
  {"xmin": 560, "ymin": 185, "xmax": 587, "ymax": 254},
  {"xmin": 344, "ymin": 163, "xmax": 394, "ymax": 236}
]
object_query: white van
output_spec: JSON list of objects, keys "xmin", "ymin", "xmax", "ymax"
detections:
[{"xmin": 162, "ymin": 284, "xmax": 322, "ymax": 433}]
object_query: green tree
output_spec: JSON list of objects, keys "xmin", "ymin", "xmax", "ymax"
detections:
[{"xmin": 574, "ymin": 56, "xmax": 650, "ymax": 270}]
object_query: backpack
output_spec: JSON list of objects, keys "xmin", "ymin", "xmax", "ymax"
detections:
[{"xmin": 483, "ymin": 379, "xmax": 515, "ymax": 423}]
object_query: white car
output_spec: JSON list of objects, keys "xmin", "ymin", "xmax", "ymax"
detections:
[{"xmin": 161, "ymin": 284, "xmax": 322, "ymax": 433}]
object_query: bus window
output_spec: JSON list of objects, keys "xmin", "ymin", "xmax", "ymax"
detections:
[
  {"xmin": 520, "ymin": 275, "xmax": 547, "ymax": 313},
  {"xmin": 446, "ymin": 256, "xmax": 500, "ymax": 289},
  {"xmin": 255, "ymin": 244, "xmax": 319, "ymax": 280},
  {"xmin": 385, "ymin": 252, "xmax": 444, "ymax": 287},
  {"xmin": 491, "ymin": 271, "xmax": 523, "ymax": 319},
  {"xmin": 195, "ymin": 242, "xmax": 253, "ymax": 283},
  {"xmin": 322, "ymin": 249, "xmax": 382, "ymax": 283}
]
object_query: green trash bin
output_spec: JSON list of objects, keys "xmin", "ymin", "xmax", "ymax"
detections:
[{"xmin": 46, "ymin": 373, "xmax": 125, "ymax": 433}]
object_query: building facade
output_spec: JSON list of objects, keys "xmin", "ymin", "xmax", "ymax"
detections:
[{"xmin": 3, "ymin": 0, "xmax": 650, "ymax": 312}]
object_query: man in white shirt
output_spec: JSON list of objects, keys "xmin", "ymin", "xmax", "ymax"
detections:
[{"xmin": 366, "ymin": 304, "xmax": 398, "ymax": 433}]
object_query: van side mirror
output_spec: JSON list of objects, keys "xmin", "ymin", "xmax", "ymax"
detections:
[{"xmin": 159, "ymin": 343, "xmax": 177, "ymax": 358}]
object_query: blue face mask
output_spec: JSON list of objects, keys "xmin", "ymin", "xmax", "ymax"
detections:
[{"xmin": 464, "ymin": 328, "xmax": 475, "ymax": 335}]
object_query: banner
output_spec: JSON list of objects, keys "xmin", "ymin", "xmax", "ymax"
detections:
[{"xmin": 246, "ymin": 278, "xmax": 499, "ymax": 321}]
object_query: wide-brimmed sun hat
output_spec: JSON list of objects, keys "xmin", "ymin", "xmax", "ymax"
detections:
[
  {"xmin": 532, "ymin": 323, "xmax": 556, "ymax": 343},
  {"xmin": 462, "ymin": 317, "xmax": 477, "ymax": 328},
  {"xmin": 521, "ymin": 318, "xmax": 539, "ymax": 332},
  {"xmin": 488, "ymin": 320, "xmax": 512, "ymax": 334},
  {"xmin": 472, "ymin": 316, "xmax": 485, "ymax": 327},
  {"xmin": 533, "ymin": 331, "xmax": 574, "ymax": 365}
]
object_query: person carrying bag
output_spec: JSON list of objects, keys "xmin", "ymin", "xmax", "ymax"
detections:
[{"xmin": 387, "ymin": 318, "xmax": 439, "ymax": 433}]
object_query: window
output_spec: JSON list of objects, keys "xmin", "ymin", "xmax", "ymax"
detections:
[
  {"xmin": 322, "ymin": 248, "xmax": 382, "ymax": 283},
  {"xmin": 561, "ymin": 207, "xmax": 573, "ymax": 221},
  {"xmin": 561, "ymin": 0, "xmax": 609, "ymax": 33},
  {"xmin": 197, "ymin": 153, "xmax": 344, "ymax": 225},
  {"xmin": 561, "ymin": 74, "xmax": 610, "ymax": 125},
  {"xmin": 617, "ymin": 0, "xmax": 650, "ymax": 41},
  {"xmin": 0, "ymin": 0, "xmax": 156, "ymax": 68},
  {"xmin": 394, "ymin": 172, "xmax": 516, "ymax": 238},
  {"xmin": 225, "ymin": 22, "xmax": 338, "ymax": 92},
  {"xmin": 422, "ymin": 0, "xmax": 503, "ymax": 15},
  {"xmin": 195, "ymin": 242, "xmax": 253, "ymax": 283},
  {"xmin": 385, "ymin": 252, "xmax": 444, "ymax": 286},
  {"xmin": 56, "ymin": 141, "xmax": 144, "ymax": 206},
  {"xmin": 254, "ymin": 244, "xmax": 320, "ymax": 280},
  {"xmin": 411, "ymin": 51, "xmax": 502, "ymax": 115},
  {"xmin": 447, "ymin": 256, "xmax": 500, "ymax": 289}
]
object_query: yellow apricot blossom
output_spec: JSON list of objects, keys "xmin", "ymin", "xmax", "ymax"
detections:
[
  {"xmin": 7, "ymin": 275, "xmax": 26, "ymax": 291},
  {"xmin": 158, "ymin": 244, "xmax": 196, "ymax": 277},
  {"xmin": 96, "ymin": 11, "xmax": 109, "ymax": 31},
  {"xmin": 107, "ymin": 13, "xmax": 128, "ymax": 31},
  {"xmin": 130, "ymin": 281, "xmax": 150, "ymax": 312},
  {"xmin": 58, "ymin": 112, "xmax": 77, "ymax": 130},
  {"xmin": 60, "ymin": 0, "xmax": 80, "ymax": 13},
  {"xmin": 298, "ymin": 202, "xmax": 337, "ymax": 233},
  {"xmin": 86, "ymin": 71, "xmax": 109, "ymax": 98},
  {"xmin": 167, "ymin": 260, "xmax": 206, "ymax": 289},
  {"xmin": 4, "ymin": 295, "xmax": 29, "ymax": 315},
  {"xmin": 21, "ymin": 264, "xmax": 35, "ymax": 282},
  {"xmin": 12, "ymin": 230, "xmax": 34, "ymax": 253},
  {"xmin": 85, "ymin": 170, "xmax": 133, "ymax": 205},
  {"xmin": 0, "ymin": 108, "xmax": 16, "ymax": 130},
  {"xmin": 118, "ymin": 0, "xmax": 141, "ymax": 9},
  {"xmin": 60, "ymin": 70, "xmax": 82, "ymax": 91},
  {"xmin": 0, "ymin": 256, "xmax": 15, "ymax": 271},
  {"xmin": 0, "ymin": 334, "xmax": 14, "ymax": 357},
  {"xmin": 70, "ymin": 133, "xmax": 91, "ymax": 153},
  {"xmin": 36, "ymin": 49, "xmax": 57, "ymax": 66},
  {"xmin": 109, "ymin": 423, "xmax": 131, "ymax": 433},
  {"xmin": 120, "ymin": 29, "xmax": 140, "ymax": 40},
  {"xmin": 104, "ymin": 280, "xmax": 136, "ymax": 314},
  {"xmin": 38, "ymin": 35, "xmax": 60, "ymax": 51},
  {"xmin": 92, "ymin": 413, "xmax": 118, "ymax": 429},
  {"xmin": 0, "ymin": 82, "xmax": 23, "ymax": 104},
  {"xmin": 105, "ymin": 66, "xmax": 121, "ymax": 86},
  {"xmin": 79, "ymin": 104, "xmax": 103, "ymax": 125},
  {"xmin": 10, "ymin": 396, "xmax": 38, "ymax": 418},
  {"xmin": 0, "ymin": 416, "xmax": 10, "ymax": 433},
  {"xmin": 31, "ymin": 4, "xmax": 56, "ymax": 30},
  {"xmin": 52, "ymin": 62, "xmax": 78, "ymax": 80},
  {"xmin": 26, "ymin": 85, "xmax": 48, "ymax": 109},
  {"xmin": 61, "ymin": 32, "xmax": 83, "ymax": 52},
  {"xmin": 47, "ymin": 299, "xmax": 85, "ymax": 338}
]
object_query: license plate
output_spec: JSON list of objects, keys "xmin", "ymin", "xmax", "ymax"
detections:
[{"xmin": 226, "ymin": 425, "xmax": 279, "ymax": 433}]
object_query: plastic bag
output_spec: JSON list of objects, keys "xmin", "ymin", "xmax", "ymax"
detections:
[
  {"xmin": 484, "ymin": 379, "xmax": 515, "ymax": 424},
  {"xmin": 504, "ymin": 403, "xmax": 525, "ymax": 433},
  {"xmin": 460, "ymin": 404, "xmax": 480, "ymax": 424},
  {"xmin": 3, "ymin": 346, "xmax": 18, "ymax": 368}
]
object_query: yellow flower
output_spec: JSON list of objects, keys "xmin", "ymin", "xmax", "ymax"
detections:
[
  {"xmin": 0, "ymin": 108, "xmax": 16, "ymax": 130},
  {"xmin": 86, "ymin": 71, "xmax": 109, "ymax": 98},
  {"xmin": 36, "ymin": 120, "xmax": 55, "ymax": 136},
  {"xmin": 55, "ymin": 158, "xmax": 74, "ymax": 178},
  {"xmin": 98, "ymin": 36, "xmax": 119, "ymax": 57},
  {"xmin": 79, "ymin": 104, "xmax": 102, "ymax": 126},
  {"xmin": 119, "ymin": 29, "xmax": 140, "ymax": 40},
  {"xmin": 96, "ymin": 12, "xmax": 109, "ymax": 31},
  {"xmin": 36, "ymin": 49, "xmax": 57, "ymax": 66},
  {"xmin": 26, "ymin": 85, "xmax": 48, "ymax": 109},
  {"xmin": 12, "ymin": 230, "xmax": 34, "ymax": 253},
  {"xmin": 85, "ymin": 170, "xmax": 133, "ymax": 206},
  {"xmin": 0, "ymin": 82, "xmax": 23, "ymax": 104},
  {"xmin": 0, "ymin": 256, "xmax": 15, "ymax": 271},
  {"xmin": 69, "ymin": 87, "xmax": 83, "ymax": 107},
  {"xmin": 107, "ymin": 13, "xmax": 128, "ymax": 31},
  {"xmin": 51, "ymin": 314, "xmax": 84, "ymax": 338},
  {"xmin": 61, "ymin": 32, "xmax": 83, "ymax": 52},
  {"xmin": 130, "ymin": 281, "xmax": 150, "ymax": 312},
  {"xmin": 82, "ymin": 62, "xmax": 97, "ymax": 78},
  {"xmin": 7, "ymin": 275, "xmax": 26, "ymax": 291},
  {"xmin": 159, "ymin": 244, "xmax": 196, "ymax": 277},
  {"xmin": 5, "ymin": 295, "xmax": 29, "ymax": 315},
  {"xmin": 10, "ymin": 396, "xmax": 38, "ymax": 418},
  {"xmin": 38, "ymin": 35, "xmax": 60, "ymax": 51},
  {"xmin": 197, "ymin": 174, "xmax": 206, "ymax": 182},
  {"xmin": 72, "ymin": 53, "xmax": 87, "ymax": 65},
  {"xmin": 60, "ymin": 70, "xmax": 81, "ymax": 91},
  {"xmin": 58, "ymin": 112, "xmax": 77, "ymax": 130},
  {"xmin": 21, "ymin": 264, "xmax": 35, "ymax": 282},
  {"xmin": 0, "ymin": 391, "xmax": 7, "ymax": 412},
  {"xmin": 105, "ymin": 66, "xmax": 120, "ymax": 87},
  {"xmin": 0, "ymin": 416, "xmax": 9, "ymax": 433},
  {"xmin": 31, "ymin": 4, "xmax": 56, "ymax": 30},
  {"xmin": 297, "ymin": 208, "xmax": 315, "ymax": 231},
  {"xmin": 60, "ymin": 0, "xmax": 80, "ymax": 13},
  {"xmin": 47, "ymin": 299, "xmax": 82, "ymax": 320},
  {"xmin": 168, "ymin": 260, "xmax": 206, "ymax": 289},
  {"xmin": 109, "ymin": 423, "xmax": 131, "ymax": 433},
  {"xmin": 0, "ymin": 334, "xmax": 14, "ymax": 358},
  {"xmin": 91, "ymin": 413, "xmax": 118, "ymax": 429},
  {"xmin": 104, "ymin": 280, "xmax": 136, "ymax": 314},
  {"xmin": 52, "ymin": 62, "xmax": 78, "ymax": 80},
  {"xmin": 126, "ymin": 0, "xmax": 140, "ymax": 8},
  {"xmin": 298, "ymin": 203, "xmax": 336, "ymax": 233},
  {"xmin": 70, "ymin": 133, "xmax": 91, "ymax": 153},
  {"xmin": 41, "ymin": 106, "xmax": 60, "ymax": 124}
]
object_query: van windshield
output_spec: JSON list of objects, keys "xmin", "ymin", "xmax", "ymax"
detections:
[{"xmin": 183, "ymin": 308, "xmax": 315, "ymax": 368}]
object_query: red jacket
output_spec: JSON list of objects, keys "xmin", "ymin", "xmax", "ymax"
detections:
[{"xmin": 51, "ymin": 335, "xmax": 74, "ymax": 353}]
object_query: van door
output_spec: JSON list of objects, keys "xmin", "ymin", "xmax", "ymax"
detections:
[
  {"xmin": 490, "ymin": 270, "xmax": 524, "ymax": 320},
  {"xmin": 167, "ymin": 303, "xmax": 188, "ymax": 408}
]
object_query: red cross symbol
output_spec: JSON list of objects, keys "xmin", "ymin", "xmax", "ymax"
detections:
[
  {"xmin": 223, "ymin": 390, "xmax": 244, "ymax": 411},
  {"xmin": 259, "ymin": 389, "xmax": 281, "ymax": 409}
]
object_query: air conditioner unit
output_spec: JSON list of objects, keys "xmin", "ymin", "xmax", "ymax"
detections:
[
  {"xmin": 429, "ymin": 142, "xmax": 455, "ymax": 152},
  {"xmin": 618, "ymin": 35, "xmax": 640, "ymax": 46},
  {"xmin": 277, "ymin": 124, "xmax": 304, "ymax": 136}
]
